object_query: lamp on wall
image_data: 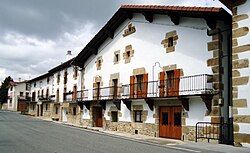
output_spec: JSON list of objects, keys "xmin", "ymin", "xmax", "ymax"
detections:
[{"xmin": 152, "ymin": 62, "xmax": 162, "ymax": 97}]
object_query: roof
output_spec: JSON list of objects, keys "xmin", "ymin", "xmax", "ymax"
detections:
[
  {"xmin": 9, "ymin": 82, "xmax": 18, "ymax": 86},
  {"xmin": 219, "ymin": 0, "xmax": 246, "ymax": 10},
  {"xmin": 73, "ymin": 5, "xmax": 231, "ymax": 67},
  {"xmin": 48, "ymin": 57, "xmax": 75, "ymax": 73},
  {"xmin": 27, "ymin": 73, "xmax": 51, "ymax": 83}
]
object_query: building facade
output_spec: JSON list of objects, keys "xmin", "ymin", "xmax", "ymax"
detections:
[
  {"xmin": 73, "ymin": 5, "xmax": 231, "ymax": 141},
  {"xmin": 7, "ymin": 81, "xmax": 30, "ymax": 112}
]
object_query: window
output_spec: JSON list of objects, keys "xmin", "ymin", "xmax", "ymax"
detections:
[
  {"xmin": 32, "ymin": 104, "xmax": 35, "ymax": 110},
  {"xmin": 73, "ymin": 107, "xmax": 77, "ymax": 116},
  {"xmin": 136, "ymin": 75, "xmax": 143, "ymax": 91},
  {"xmin": 64, "ymin": 71, "xmax": 67, "ymax": 84},
  {"xmin": 111, "ymin": 111, "xmax": 118, "ymax": 122},
  {"xmin": 55, "ymin": 107, "xmax": 58, "ymax": 114},
  {"xmin": 47, "ymin": 77, "xmax": 50, "ymax": 84},
  {"xmin": 112, "ymin": 79, "xmax": 118, "ymax": 99},
  {"xmin": 57, "ymin": 73, "xmax": 60, "ymax": 84},
  {"xmin": 167, "ymin": 70, "xmax": 174, "ymax": 88},
  {"xmin": 10, "ymin": 86, "xmax": 13, "ymax": 91},
  {"xmin": 168, "ymin": 37, "xmax": 174, "ymax": 47},
  {"xmin": 56, "ymin": 89, "xmax": 59, "ymax": 102},
  {"xmin": 20, "ymin": 92, "xmax": 24, "ymax": 97},
  {"xmin": 134, "ymin": 110, "xmax": 142, "ymax": 123},
  {"xmin": 126, "ymin": 51, "xmax": 131, "ymax": 58},
  {"xmin": 46, "ymin": 89, "xmax": 49, "ymax": 98},
  {"xmin": 45, "ymin": 104, "xmax": 48, "ymax": 111},
  {"xmin": 74, "ymin": 67, "xmax": 78, "ymax": 79},
  {"xmin": 97, "ymin": 60, "xmax": 101, "ymax": 67},
  {"xmin": 73, "ymin": 85, "xmax": 77, "ymax": 100},
  {"xmin": 63, "ymin": 88, "xmax": 67, "ymax": 100},
  {"xmin": 25, "ymin": 92, "xmax": 29, "ymax": 98},
  {"xmin": 34, "ymin": 82, "xmax": 36, "ymax": 88}
]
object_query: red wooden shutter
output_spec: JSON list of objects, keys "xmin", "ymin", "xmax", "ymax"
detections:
[
  {"xmin": 173, "ymin": 69, "xmax": 180, "ymax": 96},
  {"xmin": 159, "ymin": 72, "xmax": 165, "ymax": 97},
  {"xmin": 142, "ymin": 73, "xmax": 148, "ymax": 98},
  {"xmin": 130, "ymin": 76, "xmax": 135, "ymax": 98}
]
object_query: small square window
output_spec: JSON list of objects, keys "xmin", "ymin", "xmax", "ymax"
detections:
[
  {"xmin": 111, "ymin": 111, "xmax": 118, "ymax": 122},
  {"xmin": 168, "ymin": 37, "xmax": 174, "ymax": 47},
  {"xmin": 134, "ymin": 110, "xmax": 142, "ymax": 123},
  {"xmin": 127, "ymin": 51, "xmax": 131, "ymax": 57}
]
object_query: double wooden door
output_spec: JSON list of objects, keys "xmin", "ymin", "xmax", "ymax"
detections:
[{"xmin": 159, "ymin": 106, "xmax": 182, "ymax": 139}]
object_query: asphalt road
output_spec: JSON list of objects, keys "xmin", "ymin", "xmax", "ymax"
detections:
[{"xmin": 0, "ymin": 111, "xmax": 197, "ymax": 153}]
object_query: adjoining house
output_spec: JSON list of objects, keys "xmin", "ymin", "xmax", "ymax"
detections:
[
  {"xmin": 28, "ymin": 73, "xmax": 54, "ymax": 118},
  {"xmin": 219, "ymin": 0, "xmax": 250, "ymax": 147},
  {"xmin": 7, "ymin": 80, "xmax": 30, "ymax": 112},
  {"xmin": 73, "ymin": 5, "xmax": 232, "ymax": 142}
]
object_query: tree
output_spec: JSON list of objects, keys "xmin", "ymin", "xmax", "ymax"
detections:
[{"xmin": 0, "ymin": 76, "xmax": 13, "ymax": 104}]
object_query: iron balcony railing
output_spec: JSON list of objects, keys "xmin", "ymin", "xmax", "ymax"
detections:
[
  {"xmin": 122, "ymin": 74, "xmax": 213, "ymax": 99},
  {"xmin": 64, "ymin": 92, "xmax": 77, "ymax": 102},
  {"xmin": 18, "ymin": 96, "xmax": 31, "ymax": 101},
  {"xmin": 93, "ymin": 86, "xmax": 122, "ymax": 100},
  {"xmin": 49, "ymin": 95, "xmax": 56, "ymax": 102},
  {"xmin": 76, "ymin": 90, "xmax": 89, "ymax": 101},
  {"xmin": 38, "ymin": 95, "xmax": 55, "ymax": 101}
]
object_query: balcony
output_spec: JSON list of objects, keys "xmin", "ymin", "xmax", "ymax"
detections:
[
  {"xmin": 64, "ymin": 92, "xmax": 77, "ymax": 102},
  {"xmin": 18, "ymin": 96, "xmax": 31, "ymax": 101},
  {"xmin": 93, "ymin": 86, "xmax": 122, "ymax": 100},
  {"xmin": 38, "ymin": 95, "xmax": 55, "ymax": 102},
  {"xmin": 76, "ymin": 90, "xmax": 89, "ymax": 102},
  {"xmin": 122, "ymin": 74, "xmax": 213, "ymax": 99}
]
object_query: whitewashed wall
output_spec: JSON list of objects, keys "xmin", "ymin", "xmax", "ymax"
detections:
[
  {"xmin": 83, "ymin": 13, "xmax": 213, "ymax": 123},
  {"xmin": 233, "ymin": 2, "xmax": 250, "ymax": 145}
]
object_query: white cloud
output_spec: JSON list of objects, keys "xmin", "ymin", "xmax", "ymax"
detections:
[{"xmin": 0, "ymin": 22, "xmax": 97, "ymax": 82}]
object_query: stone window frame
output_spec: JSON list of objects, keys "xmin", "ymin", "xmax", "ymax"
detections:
[
  {"xmin": 131, "ymin": 105, "xmax": 148, "ymax": 123},
  {"xmin": 123, "ymin": 23, "xmax": 136, "ymax": 37},
  {"xmin": 161, "ymin": 30, "xmax": 178, "ymax": 53},
  {"xmin": 111, "ymin": 111, "xmax": 118, "ymax": 122},
  {"xmin": 113, "ymin": 50, "xmax": 120, "ymax": 65},
  {"xmin": 95, "ymin": 56, "xmax": 103, "ymax": 70},
  {"xmin": 109, "ymin": 73, "xmax": 121, "ymax": 99},
  {"xmin": 123, "ymin": 45, "xmax": 134, "ymax": 64},
  {"xmin": 108, "ymin": 105, "xmax": 122, "ymax": 121}
]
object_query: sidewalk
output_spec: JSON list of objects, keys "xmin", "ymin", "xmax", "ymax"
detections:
[{"xmin": 43, "ymin": 118, "xmax": 250, "ymax": 153}]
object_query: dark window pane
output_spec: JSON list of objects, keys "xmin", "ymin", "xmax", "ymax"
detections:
[
  {"xmin": 162, "ymin": 112, "xmax": 168, "ymax": 125},
  {"xmin": 174, "ymin": 112, "xmax": 181, "ymax": 126},
  {"xmin": 111, "ymin": 111, "xmax": 118, "ymax": 122}
]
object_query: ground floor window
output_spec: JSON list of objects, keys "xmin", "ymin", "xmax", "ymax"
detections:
[
  {"xmin": 111, "ymin": 111, "xmax": 118, "ymax": 122},
  {"xmin": 32, "ymin": 104, "xmax": 35, "ymax": 110},
  {"xmin": 55, "ymin": 107, "xmax": 58, "ymax": 114},
  {"xmin": 73, "ymin": 107, "xmax": 76, "ymax": 115},
  {"xmin": 45, "ymin": 104, "xmax": 48, "ymax": 111},
  {"xmin": 134, "ymin": 110, "xmax": 142, "ymax": 123}
]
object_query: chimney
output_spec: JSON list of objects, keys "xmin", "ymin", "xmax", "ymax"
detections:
[{"xmin": 66, "ymin": 50, "xmax": 73, "ymax": 61}]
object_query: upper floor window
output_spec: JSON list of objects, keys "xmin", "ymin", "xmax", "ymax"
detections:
[
  {"xmin": 20, "ymin": 92, "xmax": 24, "ymax": 97},
  {"xmin": 57, "ymin": 73, "xmax": 60, "ymax": 84},
  {"xmin": 64, "ymin": 71, "xmax": 68, "ymax": 84},
  {"xmin": 73, "ymin": 66, "xmax": 78, "ymax": 79},
  {"xmin": 47, "ymin": 77, "xmax": 50, "ymax": 84},
  {"xmin": 34, "ymin": 82, "xmax": 36, "ymax": 88}
]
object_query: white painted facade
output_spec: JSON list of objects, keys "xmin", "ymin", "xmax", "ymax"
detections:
[
  {"xmin": 82, "ymin": 13, "xmax": 213, "ymax": 124},
  {"xmin": 7, "ymin": 82, "xmax": 29, "ymax": 111},
  {"xmin": 231, "ymin": 1, "xmax": 250, "ymax": 146}
]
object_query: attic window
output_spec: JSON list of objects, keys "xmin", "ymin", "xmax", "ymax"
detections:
[
  {"xmin": 113, "ymin": 51, "xmax": 120, "ymax": 65},
  {"xmin": 126, "ymin": 51, "xmax": 130, "ymax": 57},
  {"xmin": 168, "ymin": 37, "xmax": 174, "ymax": 47},
  {"xmin": 123, "ymin": 23, "xmax": 136, "ymax": 37},
  {"xmin": 95, "ymin": 56, "xmax": 103, "ymax": 70}
]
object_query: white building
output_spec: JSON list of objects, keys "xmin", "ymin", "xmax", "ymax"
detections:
[
  {"xmin": 73, "ymin": 5, "xmax": 231, "ymax": 141},
  {"xmin": 7, "ymin": 81, "xmax": 30, "ymax": 112}
]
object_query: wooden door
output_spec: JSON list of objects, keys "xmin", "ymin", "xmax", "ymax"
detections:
[
  {"xmin": 94, "ymin": 107, "xmax": 102, "ymax": 127},
  {"xmin": 40, "ymin": 104, "xmax": 43, "ymax": 116},
  {"xmin": 166, "ymin": 70, "xmax": 180, "ymax": 96},
  {"xmin": 159, "ymin": 106, "xmax": 182, "ymax": 139}
]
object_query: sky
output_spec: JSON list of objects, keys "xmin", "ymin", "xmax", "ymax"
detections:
[{"xmin": 0, "ymin": 0, "xmax": 227, "ymax": 83}]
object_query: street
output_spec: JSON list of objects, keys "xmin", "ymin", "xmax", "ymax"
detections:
[
  {"xmin": 0, "ymin": 111, "xmax": 188, "ymax": 153},
  {"xmin": 0, "ymin": 111, "xmax": 247, "ymax": 153}
]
